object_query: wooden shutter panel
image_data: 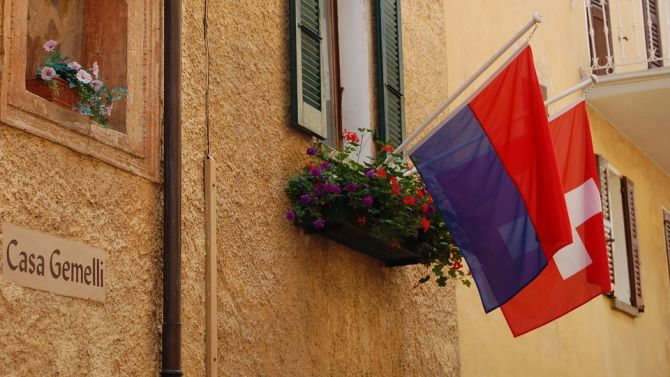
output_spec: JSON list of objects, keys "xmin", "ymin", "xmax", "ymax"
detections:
[
  {"xmin": 596, "ymin": 154, "xmax": 616, "ymax": 292},
  {"xmin": 621, "ymin": 176, "xmax": 644, "ymax": 311},
  {"xmin": 664, "ymin": 210, "xmax": 670, "ymax": 286},
  {"xmin": 290, "ymin": 0, "xmax": 329, "ymax": 138},
  {"xmin": 375, "ymin": 0, "xmax": 405, "ymax": 147},
  {"xmin": 642, "ymin": 0, "xmax": 663, "ymax": 68}
]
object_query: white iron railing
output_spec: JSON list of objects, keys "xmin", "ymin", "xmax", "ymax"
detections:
[{"xmin": 586, "ymin": 0, "xmax": 669, "ymax": 74}]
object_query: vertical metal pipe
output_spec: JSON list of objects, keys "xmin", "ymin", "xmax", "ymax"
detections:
[{"xmin": 162, "ymin": 0, "xmax": 183, "ymax": 376}]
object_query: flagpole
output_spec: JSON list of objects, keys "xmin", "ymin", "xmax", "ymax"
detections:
[
  {"xmin": 389, "ymin": 12, "xmax": 543, "ymax": 160},
  {"xmin": 544, "ymin": 74, "xmax": 598, "ymax": 107},
  {"xmin": 402, "ymin": 74, "xmax": 600, "ymax": 177}
]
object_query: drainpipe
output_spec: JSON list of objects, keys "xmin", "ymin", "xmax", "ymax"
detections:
[{"xmin": 162, "ymin": 0, "xmax": 182, "ymax": 376}]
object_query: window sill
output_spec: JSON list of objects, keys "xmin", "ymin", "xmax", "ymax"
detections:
[{"xmin": 611, "ymin": 297, "xmax": 640, "ymax": 317}]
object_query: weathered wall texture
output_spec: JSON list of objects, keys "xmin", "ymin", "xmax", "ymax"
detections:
[
  {"xmin": 177, "ymin": 0, "xmax": 460, "ymax": 375},
  {"xmin": 0, "ymin": 112, "xmax": 162, "ymax": 375},
  {"xmin": 3, "ymin": 0, "xmax": 463, "ymax": 375},
  {"xmin": 0, "ymin": 0, "xmax": 163, "ymax": 375},
  {"xmin": 446, "ymin": 1, "xmax": 670, "ymax": 376}
]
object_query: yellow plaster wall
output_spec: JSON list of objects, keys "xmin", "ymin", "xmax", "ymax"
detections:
[
  {"xmin": 445, "ymin": 2, "xmax": 670, "ymax": 376},
  {"xmin": 0, "ymin": 1, "xmax": 162, "ymax": 376},
  {"xmin": 176, "ymin": 0, "xmax": 461, "ymax": 375}
]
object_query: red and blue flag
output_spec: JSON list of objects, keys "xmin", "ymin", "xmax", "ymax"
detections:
[{"xmin": 410, "ymin": 46, "xmax": 572, "ymax": 312}]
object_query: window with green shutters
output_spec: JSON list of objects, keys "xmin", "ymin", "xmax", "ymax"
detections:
[
  {"xmin": 290, "ymin": 0, "xmax": 330, "ymax": 139},
  {"xmin": 290, "ymin": 0, "xmax": 404, "ymax": 147},
  {"xmin": 375, "ymin": 0, "xmax": 405, "ymax": 147}
]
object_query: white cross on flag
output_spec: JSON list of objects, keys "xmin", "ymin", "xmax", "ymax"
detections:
[{"xmin": 500, "ymin": 100, "xmax": 611, "ymax": 337}]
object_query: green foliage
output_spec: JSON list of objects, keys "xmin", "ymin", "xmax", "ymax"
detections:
[{"xmin": 286, "ymin": 129, "xmax": 470, "ymax": 288}]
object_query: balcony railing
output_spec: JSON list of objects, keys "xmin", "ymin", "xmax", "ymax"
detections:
[{"xmin": 586, "ymin": 0, "xmax": 669, "ymax": 75}]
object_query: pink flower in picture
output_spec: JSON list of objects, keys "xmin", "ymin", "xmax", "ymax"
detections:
[
  {"xmin": 91, "ymin": 79, "xmax": 104, "ymax": 91},
  {"xmin": 40, "ymin": 66, "xmax": 57, "ymax": 81},
  {"xmin": 43, "ymin": 40, "xmax": 58, "ymax": 52},
  {"xmin": 91, "ymin": 61, "xmax": 99, "ymax": 78},
  {"xmin": 67, "ymin": 61, "xmax": 82, "ymax": 71},
  {"xmin": 76, "ymin": 69, "xmax": 93, "ymax": 84}
]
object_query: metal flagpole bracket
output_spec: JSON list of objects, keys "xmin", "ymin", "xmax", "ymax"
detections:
[{"xmin": 544, "ymin": 74, "xmax": 599, "ymax": 107}]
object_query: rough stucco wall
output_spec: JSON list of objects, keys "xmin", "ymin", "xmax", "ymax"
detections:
[
  {"xmin": 180, "ymin": 0, "xmax": 208, "ymax": 375},
  {"xmin": 0, "ymin": 1, "xmax": 163, "ymax": 375},
  {"xmin": 0, "ymin": 128, "xmax": 162, "ymax": 376},
  {"xmin": 176, "ymin": 0, "xmax": 460, "ymax": 375}
]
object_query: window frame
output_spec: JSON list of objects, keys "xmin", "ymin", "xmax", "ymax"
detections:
[
  {"xmin": 0, "ymin": 0, "xmax": 161, "ymax": 181},
  {"xmin": 597, "ymin": 155, "xmax": 644, "ymax": 316}
]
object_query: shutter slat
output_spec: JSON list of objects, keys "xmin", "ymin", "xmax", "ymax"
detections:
[
  {"xmin": 622, "ymin": 176, "xmax": 644, "ymax": 311},
  {"xmin": 375, "ymin": 0, "xmax": 404, "ymax": 147},
  {"xmin": 596, "ymin": 154, "xmax": 616, "ymax": 291}
]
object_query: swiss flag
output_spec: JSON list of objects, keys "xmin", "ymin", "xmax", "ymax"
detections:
[{"xmin": 500, "ymin": 100, "xmax": 611, "ymax": 337}]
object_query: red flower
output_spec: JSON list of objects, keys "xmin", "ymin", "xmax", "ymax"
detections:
[
  {"xmin": 390, "ymin": 177, "xmax": 401, "ymax": 195},
  {"xmin": 357, "ymin": 217, "xmax": 367, "ymax": 227},
  {"xmin": 421, "ymin": 216, "xmax": 431, "ymax": 232},
  {"xmin": 421, "ymin": 203, "xmax": 429, "ymax": 214},
  {"xmin": 381, "ymin": 144, "xmax": 394, "ymax": 153},
  {"xmin": 376, "ymin": 168, "xmax": 388, "ymax": 179},
  {"xmin": 416, "ymin": 188, "xmax": 425, "ymax": 198},
  {"xmin": 343, "ymin": 129, "xmax": 360, "ymax": 143},
  {"xmin": 403, "ymin": 196, "xmax": 416, "ymax": 206}
]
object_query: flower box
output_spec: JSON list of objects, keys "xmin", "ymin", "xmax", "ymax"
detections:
[
  {"xmin": 286, "ymin": 129, "xmax": 470, "ymax": 288},
  {"xmin": 297, "ymin": 198, "xmax": 422, "ymax": 267},
  {"xmin": 26, "ymin": 77, "xmax": 78, "ymax": 110}
]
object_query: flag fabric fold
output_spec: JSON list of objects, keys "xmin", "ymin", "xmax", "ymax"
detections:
[
  {"xmin": 500, "ymin": 100, "xmax": 611, "ymax": 336},
  {"xmin": 410, "ymin": 46, "xmax": 572, "ymax": 312}
]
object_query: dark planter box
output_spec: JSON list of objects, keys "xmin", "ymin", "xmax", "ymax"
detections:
[{"xmin": 298, "ymin": 200, "xmax": 422, "ymax": 267}]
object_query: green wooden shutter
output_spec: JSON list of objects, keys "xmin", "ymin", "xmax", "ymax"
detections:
[
  {"xmin": 375, "ymin": 0, "xmax": 404, "ymax": 147},
  {"xmin": 290, "ymin": 0, "xmax": 329, "ymax": 138}
]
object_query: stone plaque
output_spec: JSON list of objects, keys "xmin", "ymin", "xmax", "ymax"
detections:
[{"xmin": 2, "ymin": 223, "xmax": 106, "ymax": 302}]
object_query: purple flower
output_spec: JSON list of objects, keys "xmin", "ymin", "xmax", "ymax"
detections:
[
  {"xmin": 427, "ymin": 206, "xmax": 436, "ymax": 216},
  {"xmin": 43, "ymin": 40, "xmax": 58, "ymax": 52},
  {"xmin": 76, "ymin": 69, "xmax": 93, "ymax": 84},
  {"xmin": 310, "ymin": 167, "xmax": 321, "ymax": 177},
  {"xmin": 365, "ymin": 169, "xmax": 376, "ymax": 179},
  {"xmin": 286, "ymin": 210, "xmax": 296, "ymax": 221},
  {"xmin": 322, "ymin": 182, "xmax": 341, "ymax": 194},
  {"xmin": 320, "ymin": 162, "xmax": 331, "ymax": 170},
  {"xmin": 40, "ymin": 67, "xmax": 57, "ymax": 81},
  {"xmin": 91, "ymin": 61, "xmax": 99, "ymax": 78},
  {"xmin": 313, "ymin": 218, "xmax": 326, "ymax": 229},
  {"xmin": 67, "ymin": 61, "xmax": 82, "ymax": 71},
  {"xmin": 91, "ymin": 79, "xmax": 104, "ymax": 91},
  {"xmin": 306, "ymin": 146, "xmax": 318, "ymax": 156},
  {"xmin": 362, "ymin": 195, "xmax": 374, "ymax": 207},
  {"xmin": 344, "ymin": 182, "xmax": 356, "ymax": 192},
  {"xmin": 300, "ymin": 194, "xmax": 311, "ymax": 205}
]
